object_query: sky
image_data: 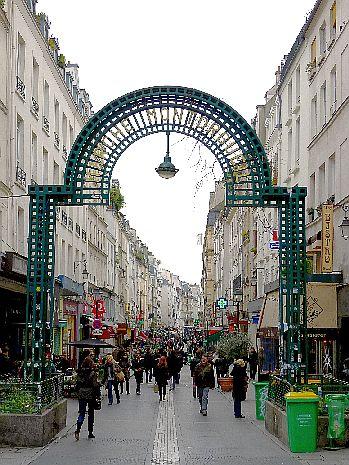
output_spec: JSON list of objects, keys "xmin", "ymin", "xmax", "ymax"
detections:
[{"xmin": 44, "ymin": 0, "xmax": 316, "ymax": 284}]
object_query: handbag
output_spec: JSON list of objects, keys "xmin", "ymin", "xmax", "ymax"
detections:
[
  {"xmin": 153, "ymin": 384, "xmax": 159, "ymax": 393},
  {"xmin": 116, "ymin": 370, "xmax": 125, "ymax": 382},
  {"xmin": 93, "ymin": 398, "xmax": 101, "ymax": 410}
]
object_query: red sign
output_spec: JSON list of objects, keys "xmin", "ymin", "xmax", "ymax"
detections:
[
  {"xmin": 117, "ymin": 323, "xmax": 127, "ymax": 335},
  {"xmin": 92, "ymin": 300, "xmax": 106, "ymax": 319}
]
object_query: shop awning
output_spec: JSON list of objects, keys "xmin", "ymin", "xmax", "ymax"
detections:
[{"xmin": 258, "ymin": 290, "xmax": 279, "ymax": 329}]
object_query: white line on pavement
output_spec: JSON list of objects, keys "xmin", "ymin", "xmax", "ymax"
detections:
[{"xmin": 151, "ymin": 391, "xmax": 180, "ymax": 465}]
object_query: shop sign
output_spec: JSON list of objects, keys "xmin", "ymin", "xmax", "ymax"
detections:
[
  {"xmin": 258, "ymin": 327, "xmax": 279, "ymax": 338},
  {"xmin": 92, "ymin": 300, "xmax": 106, "ymax": 319},
  {"xmin": 117, "ymin": 323, "xmax": 127, "ymax": 335},
  {"xmin": 63, "ymin": 300, "xmax": 78, "ymax": 315},
  {"xmin": 321, "ymin": 204, "xmax": 334, "ymax": 273}
]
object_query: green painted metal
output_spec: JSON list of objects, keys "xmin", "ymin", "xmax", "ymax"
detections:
[{"xmin": 25, "ymin": 86, "xmax": 308, "ymax": 383}]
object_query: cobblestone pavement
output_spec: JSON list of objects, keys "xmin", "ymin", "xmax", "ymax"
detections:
[{"xmin": 1, "ymin": 368, "xmax": 348, "ymax": 465}]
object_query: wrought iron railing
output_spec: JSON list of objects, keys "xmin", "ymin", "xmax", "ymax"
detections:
[
  {"xmin": 43, "ymin": 116, "xmax": 50, "ymax": 134},
  {"xmin": 16, "ymin": 76, "xmax": 26, "ymax": 100},
  {"xmin": 0, "ymin": 374, "xmax": 64, "ymax": 414},
  {"xmin": 268, "ymin": 375, "xmax": 293, "ymax": 410},
  {"xmin": 16, "ymin": 164, "xmax": 26, "ymax": 187},
  {"xmin": 54, "ymin": 132, "xmax": 60, "ymax": 149},
  {"xmin": 31, "ymin": 96, "xmax": 39, "ymax": 118}
]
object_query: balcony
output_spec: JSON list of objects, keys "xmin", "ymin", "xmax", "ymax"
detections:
[
  {"xmin": 16, "ymin": 164, "xmax": 26, "ymax": 187},
  {"xmin": 43, "ymin": 116, "xmax": 50, "ymax": 134},
  {"xmin": 31, "ymin": 97, "xmax": 39, "ymax": 118},
  {"xmin": 54, "ymin": 132, "xmax": 60, "ymax": 149},
  {"xmin": 16, "ymin": 76, "xmax": 26, "ymax": 100}
]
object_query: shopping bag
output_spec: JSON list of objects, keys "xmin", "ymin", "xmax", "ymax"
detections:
[{"xmin": 153, "ymin": 384, "xmax": 159, "ymax": 393}]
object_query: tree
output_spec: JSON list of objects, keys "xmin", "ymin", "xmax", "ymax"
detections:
[{"xmin": 109, "ymin": 186, "xmax": 125, "ymax": 211}]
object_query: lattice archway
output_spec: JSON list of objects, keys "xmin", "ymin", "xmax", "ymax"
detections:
[{"xmin": 25, "ymin": 86, "xmax": 307, "ymax": 383}]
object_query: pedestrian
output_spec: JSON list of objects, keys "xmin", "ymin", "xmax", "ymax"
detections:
[
  {"xmin": 231, "ymin": 359, "xmax": 248, "ymax": 419},
  {"xmin": 144, "ymin": 347, "xmax": 154, "ymax": 383},
  {"xmin": 118, "ymin": 350, "xmax": 131, "ymax": 395},
  {"xmin": 132, "ymin": 351, "xmax": 144, "ymax": 395},
  {"xmin": 193, "ymin": 355, "xmax": 215, "ymax": 416},
  {"xmin": 74, "ymin": 357, "xmax": 101, "ymax": 440},
  {"xmin": 167, "ymin": 348, "xmax": 180, "ymax": 391},
  {"xmin": 248, "ymin": 348, "xmax": 258, "ymax": 380},
  {"xmin": 0, "ymin": 346, "xmax": 15, "ymax": 376},
  {"xmin": 153, "ymin": 355, "xmax": 169, "ymax": 402},
  {"xmin": 102, "ymin": 354, "xmax": 120, "ymax": 405}
]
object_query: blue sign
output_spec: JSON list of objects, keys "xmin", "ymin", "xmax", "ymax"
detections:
[{"xmin": 269, "ymin": 241, "xmax": 279, "ymax": 250}]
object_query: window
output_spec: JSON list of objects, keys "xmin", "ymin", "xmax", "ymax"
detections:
[
  {"xmin": 330, "ymin": 66, "xmax": 337, "ymax": 113},
  {"xmin": 320, "ymin": 82, "xmax": 327, "ymax": 127},
  {"xmin": 17, "ymin": 207, "xmax": 24, "ymax": 255},
  {"xmin": 31, "ymin": 132, "xmax": 38, "ymax": 181},
  {"xmin": 295, "ymin": 117, "xmax": 300, "ymax": 163},
  {"xmin": 42, "ymin": 147, "xmax": 48, "ymax": 184},
  {"xmin": 318, "ymin": 163, "xmax": 325, "ymax": 205},
  {"xmin": 330, "ymin": 1, "xmax": 336, "ymax": 40},
  {"xmin": 43, "ymin": 80, "xmax": 49, "ymax": 118},
  {"xmin": 288, "ymin": 80, "xmax": 293, "ymax": 115},
  {"xmin": 62, "ymin": 113, "xmax": 67, "ymax": 153},
  {"xmin": 287, "ymin": 128, "xmax": 292, "ymax": 173},
  {"xmin": 53, "ymin": 161, "xmax": 60, "ymax": 184},
  {"xmin": 61, "ymin": 239, "xmax": 66, "ymax": 275},
  {"xmin": 328, "ymin": 154, "xmax": 335, "ymax": 198},
  {"xmin": 69, "ymin": 124, "xmax": 74, "ymax": 150},
  {"xmin": 54, "ymin": 99, "xmax": 59, "ymax": 134},
  {"xmin": 319, "ymin": 22, "xmax": 326, "ymax": 55},
  {"xmin": 309, "ymin": 173, "xmax": 315, "ymax": 208},
  {"xmin": 32, "ymin": 58, "xmax": 39, "ymax": 102},
  {"xmin": 16, "ymin": 34, "xmax": 25, "ymax": 80},
  {"xmin": 311, "ymin": 38, "xmax": 317, "ymax": 65},
  {"xmin": 295, "ymin": 66, "xmax": 300, "ymax": 103},
  {"xmin": 311, "ymin": 95, "xmax": 318, "ymax": 137},
  {"xmin": 16, "ymin": 114, "xmax": 24, "ymax": 168}
]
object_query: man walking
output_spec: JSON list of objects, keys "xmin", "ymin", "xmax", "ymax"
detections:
[{"xmin": 193, "ymin": 355, "xmax": 215, "ymax": 416}]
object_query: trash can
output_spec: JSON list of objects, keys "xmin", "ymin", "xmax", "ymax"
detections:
[
  {"xmin": 253, "ymin": 381, "xmax": 269, "ymax": 420},
  {"xmin": 285, "ymin": 391, "xmax": 320, "ymax": 453},
  {"xmin": 325, "ymin": 394, "xmax": 347, "ymax": 442}
]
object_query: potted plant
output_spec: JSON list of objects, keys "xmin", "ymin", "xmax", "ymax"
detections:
[{"xmin": 216, "ymin": 333, "xmax": 251, "ymax": 391}]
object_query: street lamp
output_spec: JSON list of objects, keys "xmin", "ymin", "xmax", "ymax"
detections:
[
  {"xmin": 155, "ymin": 131, "xmax": 179, "ymax": 179},
  {"xmin": 74, "ymin": 259, "xmax": 89, "ymax": 281},
  {"xmin": 339, "ymin": 205, "xmax": 349, "ymax": 240}
]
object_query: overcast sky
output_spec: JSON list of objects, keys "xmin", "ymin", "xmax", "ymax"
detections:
[{"xmin": 45, "ymin": 0, "xmax": 316, "ymax": 284}]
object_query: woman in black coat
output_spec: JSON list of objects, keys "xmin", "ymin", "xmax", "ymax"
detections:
[
  {"xmin": 231, "ymin": 359, "xmax": 248, "ymax": 418},
  {"xmin": 75, "ymin": 357, "xmax": 101, "ymax": 440},
  {"xmin": 153, "ymin": 356, "xmax": 169, "ymax": 401}
]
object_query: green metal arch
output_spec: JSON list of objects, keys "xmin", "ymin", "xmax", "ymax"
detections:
[{"xmin": 64, "ymin": 86, "xmax": 272, "ymax": 206}]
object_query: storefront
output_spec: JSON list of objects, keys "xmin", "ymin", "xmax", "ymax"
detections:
[
  {"xmin": 257, "ymin": 289, "xmax": 279, "ymax": 373},
  {"xmin": 0, "ymin": 253, "xmax": 27, "ymax": 360},
  {"xmin": 307, "ymin": 282, "xmax": 338, "ymax": 375}
]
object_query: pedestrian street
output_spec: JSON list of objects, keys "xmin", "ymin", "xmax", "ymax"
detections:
[{"xmin": 2, "ymin": 368, "xmax": 347, "ymax": 465}]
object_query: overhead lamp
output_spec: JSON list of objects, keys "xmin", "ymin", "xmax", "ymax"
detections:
[{"xmin": 155, "ymin": 131, "xmax": 179, "ymax": 179}]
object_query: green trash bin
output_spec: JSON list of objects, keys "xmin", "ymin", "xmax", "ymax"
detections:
[
  {"xmin": 285, "ymin": 392, "xmax": 320, "ymax": 453},
  {"xmin": 325, "ymin": 394, "xmax": 346, "ymax": 442},
  {"xmin": 253, "ymin": 382, "xmax": 269, "ymax": 420}
]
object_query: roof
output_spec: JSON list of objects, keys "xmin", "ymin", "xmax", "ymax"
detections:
[{"xmin": 279, "ymin": 0, "xmax": 322, "ymax": 85}]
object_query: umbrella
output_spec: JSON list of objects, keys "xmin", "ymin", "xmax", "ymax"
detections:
[{"xmin": 68, "ymin": 338, "xmax": 116, "ymax": 348}]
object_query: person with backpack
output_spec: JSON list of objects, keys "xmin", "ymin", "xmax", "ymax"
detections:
[{"xmin": 74, "ymin": 357, "xmax": 101, "ymax": 440}]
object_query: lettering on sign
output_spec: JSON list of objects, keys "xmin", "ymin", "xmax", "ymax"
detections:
[{"xmin": 321, "ymin": 204, "xmax": 334, "ymax": 273}]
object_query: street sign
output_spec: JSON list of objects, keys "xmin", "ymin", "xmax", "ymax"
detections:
[
  {"xmin": 216, "ymin": 298, "xmax": 228, "ymax": 310},
  {"xmin": 269, "ymin": 241, "xmax": 279, "ymax": 250}
]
